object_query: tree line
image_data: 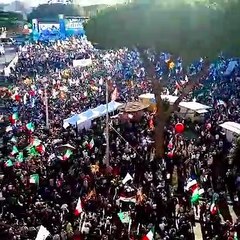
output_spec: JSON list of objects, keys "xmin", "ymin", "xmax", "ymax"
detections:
[
  {"xmin": 0, "ymin": 11, "xmax": 24, "ymax": 29},
  {"xmin": 85, "ymin": 0, "xmax": 240, "ymax": 63}
]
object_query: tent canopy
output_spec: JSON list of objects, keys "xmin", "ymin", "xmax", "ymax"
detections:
[
  {"xmin": 139, "ymin": 93, "xmax": 210, "ymax": 111},
  {"xmin": 139, "ymin": 93, "xmax": 178, "ymax": 103},
  {"xmin": 219, "ymin": 122, "xmax": 240, "ymax": 135},
  {"xmin": 179, "ymin": 101, "xmax": 211, "ymax": 111},
  {"xmin": 63, "ymin": 101, "xmax": 123, "ymax": 126}
]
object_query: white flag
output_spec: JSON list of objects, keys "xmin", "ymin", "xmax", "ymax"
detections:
[
  {"xmin": 122, "ymin": 173, "xmax": 133, "ymax": 185},
  {"xmin": 36, "ymin": 225, "xmax": 50, "ymax": 240}
]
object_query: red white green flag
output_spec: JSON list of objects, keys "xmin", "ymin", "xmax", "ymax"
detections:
[
  {"xmin": 9, "ymin": 112, "xmax": 19, "ymax": 124},
  {"xmin": 210, "ymin": 199, "xmax": 218, "ymax": 215},
  {"xmin": 26, "ymin": 122, "xmax": 35, "ymax": 132},
  {"xmin": 62, "ymin": 149, "xmax": 73, "ymax": 160},
  {"xmin": 186, "ymin": 179, "xmax": 204, "ymax": 204},
  {"xmin": 10, "ymin": 146, "xmax": 19, "ymax": 156},
  {"xmin": 29, "ymin": 137, "xmax": 41, "ymax": 148},
  {"xmin": 142, "ymin": 227, "xmax": 154, "ymax": 240},
  {"xmin": 88, "ymin": 139, "xmax": 94, "ymax": 149},
  {"xmin": 5, "ymin": 160, "xmax": 13, "ymax": 167},
  {"xmin": 36, "ymin": 145, "xmax": 45, "ymax": 155},
  {"xmin": 74, "ymin": 197, "xmax": 83, "ymax": 216}
]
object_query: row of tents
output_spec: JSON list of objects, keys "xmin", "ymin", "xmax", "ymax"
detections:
[
  {"xmin": 63, "ymin": 96, "xmax": 240, "ymax": 143},
  {"xmin": 63, "ymin": 101, "xmax": 123, "ymax": 130}
]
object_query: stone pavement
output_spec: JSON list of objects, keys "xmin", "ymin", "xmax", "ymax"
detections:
[{"xmin": 0, "ymin": 45, "xmax": 16, "ymax": 71}]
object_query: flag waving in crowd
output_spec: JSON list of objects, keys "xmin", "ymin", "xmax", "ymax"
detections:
[
  {"xmin": 1, "ymin": 35, "xmax": 240, "ymax": 240},
  {"xmin": 74, "ymin": 197, "xmax": 83, "ymax": 216}
]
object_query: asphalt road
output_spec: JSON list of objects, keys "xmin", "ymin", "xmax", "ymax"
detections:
[{"xmin": 0, "ymin": 45, "xmax": 17, "ymax": 71}]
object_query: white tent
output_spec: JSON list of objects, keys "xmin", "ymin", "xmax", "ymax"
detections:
[
  {"xmin": 219, "ymin": 121, "xmax": 240, "ymax": 142},
  {"xmin": 139, "ymin": 93, "xmax": 210, "ymax": 111},
  {"xmin": 139, "ymin": 93, "xmax": 178, "ymax": 104},
  {"xmin": 179, "ymin": 101, "xmax": 211, "ymax": 112},
  {"xmin": 63, "ymin": 101, "xmax": 123, "ymax": 130}
]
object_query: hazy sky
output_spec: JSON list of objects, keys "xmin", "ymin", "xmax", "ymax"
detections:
[{"xmin": 0, "ymin": 0, "xmax": 121, "ymax": 6}]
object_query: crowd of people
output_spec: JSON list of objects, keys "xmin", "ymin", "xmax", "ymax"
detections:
[{"xmin": 0, "ymin": 37, "xmax": 240, "ymax": 240}]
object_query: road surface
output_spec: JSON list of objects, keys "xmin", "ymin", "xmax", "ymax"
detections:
[{"xmin": 0, "ymin": 45, "xmax": 17, "ymax": 71}]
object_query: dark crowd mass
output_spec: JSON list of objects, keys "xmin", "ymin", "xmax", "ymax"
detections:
[{"xmin": 0, "ymin": 37, "xmax": 240, "ymax": 240}]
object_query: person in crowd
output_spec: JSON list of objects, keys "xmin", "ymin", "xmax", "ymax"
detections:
[{"xmin": 0, "ymin": 37, "xmax": 240, "ymax": 240}]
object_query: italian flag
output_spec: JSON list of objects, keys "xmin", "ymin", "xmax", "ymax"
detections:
[
  {"xmin": 36, "ymin": 145, "xmax": 45, "ymax": 155},
  {"xmin": 28, "ymin": 147, "xmax": 39, "ymax": 156},
  {"xmin": 175, "ymin": 81, "xmax": 181, "ymax": 89},
  {"xmin": 142, "ymin": 227, "xmax": 154, "ymax": 240},
  {"xmin": 210, "ymin": 200, "xmax": 218, "ymax": 215},
  {"xmin": 9, "ymin": 112, "xmax": 19, "ymax": 124},
  {"xmin": 29, "ymin": 137, "xmax": 41, "ymax": 147},
  {"xmin": 74, "ymin": 197, "xmax": 83, "ymax": 216},
  {"xmin": 63, "ymin": 149, "xmax": 73, "ymax": 160},
  {"xmin": 29, "ymin": 174, "xmax": 39, "ymax": 185},
  {"xmin": 234, "ymin": 232, "xmax": 238, "ymax": 240},
  {"xmin": 26, "ymin": 122, "xmax": 35, "ymax": 132},
  {"xmin": 10, "ymin": 146, "xmax": 19, "ymax": 156},
  {"xmin": 186, "ymin": 179, "xmax": 204, "ymax": 204},
  {"xmin": 87, "ymin": 139, "xmax": 94, "ymax": 149},
  {"xmin": 5, "ymin": 160, "xmax": 13, "ymax": 167},
  {"xmin": 82, "ymin": 141, "xmax": 88, "ymax": 147},
  {"xmin": 17, "ymin": 152, "xmax": 24, "ymax": 162}
]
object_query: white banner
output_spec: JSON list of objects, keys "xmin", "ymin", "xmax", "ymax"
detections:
[{"xmin": 73, "ymin": 58, "xmax": 92, "ymax": 68}]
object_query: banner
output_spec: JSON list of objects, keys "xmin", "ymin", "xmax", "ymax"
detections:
[{"xmin": 73, "ymin": 58, "xmax": 92, "ymax": 68}]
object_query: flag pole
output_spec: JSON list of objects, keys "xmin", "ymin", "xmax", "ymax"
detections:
[
  {"xmin": 105, "ymin": 79, "xmax": 110, "ymax": 167},
  {"xmin": 45, "ymin": 86, "xmax": 49, "ymax": 129}
]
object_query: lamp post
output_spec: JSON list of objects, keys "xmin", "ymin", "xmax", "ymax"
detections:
[{"xmin": 105, "ymin": 79, "xmax": 110, "ymax": 167}]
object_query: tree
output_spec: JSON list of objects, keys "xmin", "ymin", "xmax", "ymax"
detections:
[
  {"xmin": 27, "ymin": 3, "xmax": 109, "ymax": 21},
  {"xmin": 0, "ymin": 11, "xmax": 24, "ymax": 29},
  {"xmin": 139, "ymin": 49, "xmax": 209, "ymax": 158},
  {"xmin": 85, "ymin": 0, "xmax": 240, "ymax": 62},
  {"xmin": 28, "ymin": 4, "xmax": 84, "ymax": 21}
]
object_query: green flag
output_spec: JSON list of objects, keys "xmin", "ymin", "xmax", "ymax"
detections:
[
  {"xmin": 29, "ymin": 174, "xmax": 39, "ymax": 185},
  {"xmin": 117, "ymin": 212, "xmax": 131, "ymax": 223}
]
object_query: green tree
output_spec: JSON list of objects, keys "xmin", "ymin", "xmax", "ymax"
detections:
[
  {"xmin": 0, "ymin": 11, "xmax": 24, "ymax": 29},
  {"xmin": 85, "ymin": 0, "xmax": 240, "ymax": 62},
  {"xmin": 27, "ymin": 3, "xmax": 109, "ymax": 21},
  {"xmin": 139, "ymin": 49, "xmax": 209, "ymax": 158},
  {"xmin": 28, "ymin": 3, "xmax": 85, "ymax": 21}
]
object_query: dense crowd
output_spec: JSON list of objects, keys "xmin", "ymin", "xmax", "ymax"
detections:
[{"xmin": 0, "ymin": 37, "xmax": 240, "ymax": 240}]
